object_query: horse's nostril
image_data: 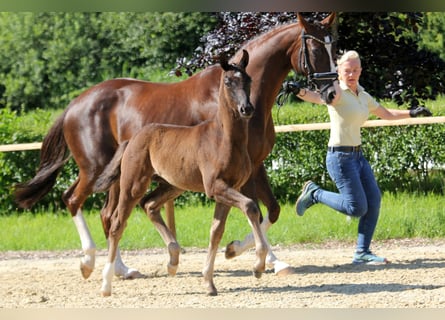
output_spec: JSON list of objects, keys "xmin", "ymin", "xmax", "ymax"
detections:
[{"xmin": 241, "ymin": 105, "xmax": 254, "ymax": 117}]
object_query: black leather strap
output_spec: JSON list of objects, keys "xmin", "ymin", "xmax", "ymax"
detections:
[{"xmin": 327, "ymin": 145, "xmax": 361, "ymax": 152}]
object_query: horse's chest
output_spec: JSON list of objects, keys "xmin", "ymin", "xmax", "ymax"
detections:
[{"xmin": 219, "ymin": 149, "xmax": 251, "ymax": 187}]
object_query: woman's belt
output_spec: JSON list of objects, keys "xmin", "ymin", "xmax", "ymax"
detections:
[{"xmin": 327, "ymin": 145, "xmax": 361, "ymax": 152}]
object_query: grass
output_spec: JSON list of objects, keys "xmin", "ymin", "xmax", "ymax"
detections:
[
  {"xmin": 1, "ymin": 193, "xmax": 443, "ymax": 252},
  {"xmin": 1, "ymin": 95, "xmax": 443, "ymax": 252}
]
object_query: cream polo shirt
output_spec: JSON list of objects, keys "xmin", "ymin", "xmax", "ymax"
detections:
[{"xmin": 327, "ymin": 81, "xmax": 379, "ymax": 147}]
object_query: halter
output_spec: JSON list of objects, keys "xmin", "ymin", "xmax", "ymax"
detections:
[{"xmin": 299, "ymin": 30, "xmax": 336, "ymax": 90}]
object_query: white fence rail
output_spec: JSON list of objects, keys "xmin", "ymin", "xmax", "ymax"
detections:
[
  {"xmin": 1, "ymin": 116, "xmax": 445, "ymax": 152},
  {"xmin": 274, "ymin": 116, "xmax": 445, "ymax": 132}
]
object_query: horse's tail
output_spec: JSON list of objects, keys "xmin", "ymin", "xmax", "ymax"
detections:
[
  {"xmin": 14, "ymin": 111, "xmax": 71, "ymax": 209},
  {"xmin": 93, "ymin": 140, "xmax": 129, "ymax": 193}
]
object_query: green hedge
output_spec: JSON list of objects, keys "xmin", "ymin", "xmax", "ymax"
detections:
[
  {"xmin": 0, "ymin": 108, "xmax": 105, "ymax": 212},
  {"xmin": 0, "ymin": 12, "xmax": 216, "ymax": 112},
  {"xmin": 266, "ymin": 101, "xmax": 445, "ymax": 203},
  {"xmin": 1, "ymin": 101, "xmax": 443, "ymax": 212},
  {"xmin": 267, "ymin": 123, "xmax": 444, "ymax": 203}
]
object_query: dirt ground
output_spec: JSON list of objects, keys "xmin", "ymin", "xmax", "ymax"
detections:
[{"xmin": 1, "ymin": 238, "xmax": 445, "ymax": 308}]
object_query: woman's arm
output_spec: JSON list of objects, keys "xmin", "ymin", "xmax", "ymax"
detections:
[
  {"xmin": 296, "ymin": 88, "xmax": 324, "ymax": 104},
  {"xmin": 372, "ymin": 104, "xmax": 432, "ymax": 120},
  {"xmin": 371, "ymin": 105, "xmax": 411, "ymax": 120}
]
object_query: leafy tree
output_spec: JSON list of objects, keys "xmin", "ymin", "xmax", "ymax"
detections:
[
  {"xmin": 172, "ymin": 12, "xmax": 329, "ymax": 76},
  {"xmin": 0, "ymin": 12, "xmax": 216, "ymax": 112},
  {"xmin": 174, "ymin": 12, "xmax": 445, "ymax": 107},
  {"xmin": 337, "ymin": 12, "xmax": 445, "ymax": 107},
  {"xmin": 418, "ymin": 12, "xmax": 445, "ymax": 61},
  {"xmin": 1, "ymin": 12, "xmax": 445, "ymax": 112},
  {"xmin": 2, "ymin": 12, "xmax": 445, "ymax": 112}
]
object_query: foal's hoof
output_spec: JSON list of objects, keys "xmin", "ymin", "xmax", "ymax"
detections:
[
  {"xmin": 80, "ymin": 263, "xmax": 93, "ymax": 279},
  {"xmin": 167, "ymin": 263, "xmax": 178, "ymax": 276},
  {"xmin": 206, "ymin": 284, "xmax": 218, "ymax": 296},
  {"xmin": 275, "ymin": 266, "xmax": 296, "ymax": 276},
  {"xmin": 253, "ymin": 269, "xmax": 263, "ymax": 279},
  {"xmin": 225, "ymin": 240, "xmax": 240, "ymax": 259},
  {"xmin": 166, "ymin": 242, "xmax": 180, "ymax": 276}
]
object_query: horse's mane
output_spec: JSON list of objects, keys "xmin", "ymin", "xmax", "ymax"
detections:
[
  {"xmin": 228, "ymin": 22, "xmax": 301, "ymax": 66},
  {"xmin": 240, "ymin": 21, "xmax": 300, "ymax": 52}
]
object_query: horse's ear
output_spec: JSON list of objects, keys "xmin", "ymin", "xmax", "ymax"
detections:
[
  {"xmin": 219, "ymin": 52, "xmax": 230, "ymax": 71},
  {"xmin": 297, "ymin": 12, "xmax": 337, "ymax": 30},
  {"xmin": 239, "ymin": 50, "xmax": 249, "ymax": 70},
  {"xmin": 297, "ymin": 13, "xmax": 310, "ymax": 30},
  {"xmin": 321, "ymin": 12, "xmax": 336, "ymax": 28}
]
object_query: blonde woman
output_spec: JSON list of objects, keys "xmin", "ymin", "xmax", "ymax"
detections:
[{"xmin": 294, "ymin": 50, "xmax": 432, "ymax": 264}]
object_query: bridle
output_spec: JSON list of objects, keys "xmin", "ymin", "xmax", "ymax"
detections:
[
  {"xmin": 276, "ymin": 28, "xmax": 337, "ymax": 107},
  {"xmin": 299, "ymin": 30, "xmax": 336, "ymax": 91}
]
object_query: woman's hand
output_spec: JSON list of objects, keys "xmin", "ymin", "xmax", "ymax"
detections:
[{"xmin": 409, "ymin": 106, "xmax": 432, "ymax": 117}]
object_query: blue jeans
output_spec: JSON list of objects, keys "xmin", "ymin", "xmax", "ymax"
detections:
[{"xmin": 313, "ymin": 150, "xmax": 381, "ymax": 253}]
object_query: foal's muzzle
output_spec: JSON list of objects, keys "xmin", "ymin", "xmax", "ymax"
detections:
[{"xmin": 240, "ymin": 102, "xmax": 255, "ymax": 118}]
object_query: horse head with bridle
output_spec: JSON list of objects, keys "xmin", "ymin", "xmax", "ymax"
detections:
[
  {"xmin": 299, "ymin": 26, "xmax": 337, "ymax": 96},
  {"xmin": 14, "ymin": 12, "xmax": 337, "ymax": 280}
]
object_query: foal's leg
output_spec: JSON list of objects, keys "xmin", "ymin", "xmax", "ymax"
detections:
[
  {"xmin": 140, "ymin": 184, "xmax": 184, "ymax": 276},
  {"xmin": 100, "ymin": 182, "xmax": 142, "ymax": 279},
  {"xmin": 164, "ymin": 200, "xmax": 177, "ymax": 239},
  {"xmin": 212, "ymin": 183, "xmax": 268, "ymax": 292},
  {"xmin": 102, "ymin": 162, "xmax": 153, "ymax": 296},
  {"xmin": 202, "ymin": 202, "xmax": 230, "ymax": 296},
  {"xmin": 225, "ymin": 166, "xmax": 293, "ymax": 275}
]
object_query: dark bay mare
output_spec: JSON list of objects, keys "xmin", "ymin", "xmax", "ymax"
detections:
[
  {"xmin": 94, "ymin": 50, "xmax": 265, "ymax": 296},
  {"xmin": 14, "ymin": 13, "xmax": 337, "ymax": 279}
]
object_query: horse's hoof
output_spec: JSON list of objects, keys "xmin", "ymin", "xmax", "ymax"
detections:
[
  {"xmin": 167, "ymin": 263, "xmax": 178, "ymax": 276},
  {"xmin": 80, "ymin": 263, "xmax": 93, "ymax": 279},
  {"xmin": 101, "ymin": 290, "xmax": 111, "ymax": 297},
  {"xmin": 272, "ymin": 260, "xmax": 295, "ymax": 276},
  {"xmin": 123, "ymin": 269, "xmax": 144, "ymax": 280},
  {"xmin": 168, "ymin": 242, "xmax": 180, "ymax": 262},
  {"xmin": 225, "ymin": 240, "xmax": 240, "ymax": 259},
  {"xmin": 275, "ymin": 266, "xmax": 296, "ymax": 276},
  {"xmin": 101, "ymin": 283, "xmax": 112, "ymax": 297}
]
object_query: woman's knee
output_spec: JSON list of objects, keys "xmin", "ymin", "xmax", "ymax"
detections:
[{"xmin": 346, "ymin": 202, "xmax": 368, "ymax": 217}]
